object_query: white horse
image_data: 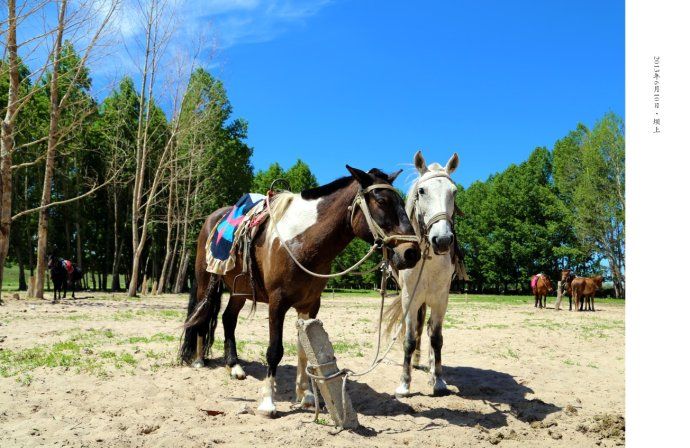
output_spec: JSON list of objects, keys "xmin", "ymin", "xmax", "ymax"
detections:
[{"xmin": 385, "ymin": 150, "xmax": 459, "ymax": 397}]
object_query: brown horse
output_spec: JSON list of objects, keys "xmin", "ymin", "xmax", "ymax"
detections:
[
  {"xmin": 180, "ymin": 166, "xmax": 421, "ymax": 417},
  {"xmin": 571, "ymin": 275, "xmax": 604, "ymax": 312},
  {"xmin": 531, "ymin": 273, "xmax": 553, "ymax": 308}
]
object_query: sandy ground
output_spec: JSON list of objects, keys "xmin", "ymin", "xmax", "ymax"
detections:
[{"xmin": 0, "ymin": 292, "xmax": 624, "ymax": 447}]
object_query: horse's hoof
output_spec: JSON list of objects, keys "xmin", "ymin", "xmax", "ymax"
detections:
[
  {"xmin": 191, "ymin": 359, "xmax": 204, "ymax": 369},
  {"xmin": 299, "ymin": 392, "xmax": 316, "ymax": 409},
  {"xmin": 257, "ymin": 398, "xmax": 277, "ymax": 418},
  {"xmin": 228, "ymin": 364, "xmax": 246, "ymax": 380},
  {"xmin": 431, "ymin": 379, "xmax": 450, "ymax": 396},
  {"xmin": 395, "ymin": 384, "xmax": 411, "ymax": 398}
]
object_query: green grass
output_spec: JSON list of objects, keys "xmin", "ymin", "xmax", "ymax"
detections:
[
  {"xmin": 113, "ymin": 309, "xmax": 185, "ymax": 321},
  {"xmin": 0, "ymin": 327, "xmax": 181, "ymax": 378},
  {"xmin": 117, "ymin": 333, "xmax": 177, "ymax": 345}
]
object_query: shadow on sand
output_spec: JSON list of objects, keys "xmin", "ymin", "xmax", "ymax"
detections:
[{"xmin": 208, "ymin": 359, "xmax": 560, "ymax": 432}]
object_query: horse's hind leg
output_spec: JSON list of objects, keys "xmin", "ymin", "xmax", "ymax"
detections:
[
  {"xmin": 427, "ymin": 299, "xmax": 449, "ymax": 396},
  {"xmin": 222, "ymin": 296, "xmax": 247, "ymax": 379}
]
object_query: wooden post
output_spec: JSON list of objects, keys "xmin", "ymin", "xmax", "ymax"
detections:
[
  {"xmin": 141, "ymin": 275, "xmax": 148, "ymax": 296},
  {"xmin": 296, "ymin": 318, "xmax": 359, "ymax": 429},
  {"xmin": 151, "ymin": 280, "xmax": 158, "ymax": 296},
  {"xmin": 27, "ymin": 275, "xmax": 35, "ymax": 298},
  {"xmin": 555, "ymin": 281, "xmax": 563, "ymax": 310}
]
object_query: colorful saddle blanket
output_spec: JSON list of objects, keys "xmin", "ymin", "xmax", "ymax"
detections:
[
  {"xmin": 62, "ymin": 259, "xmax": 74, "ymax": 274},
  {"xmin": 206, "ymin": 193, "xmax": 268, "ymax": 275}
]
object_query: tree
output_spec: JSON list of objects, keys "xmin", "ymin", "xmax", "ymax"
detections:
[
  {"xmin": 285, "ymin": 159, "xmax": 318, "ymax": 192},
  {"xmin": 252, "ymin": 162, "xmax": 286, "ymax": 193}
]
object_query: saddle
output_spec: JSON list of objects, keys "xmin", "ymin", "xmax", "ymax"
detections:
[{"xmin": 205, "ymin": 194, "xmax": 270, "ymax": 276}]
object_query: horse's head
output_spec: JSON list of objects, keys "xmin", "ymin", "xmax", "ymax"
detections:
[
  {"xmin": 543, "ymin": 275, "xmax": 554, "ymax": 293},
  {"xmin": 593, "ymin": 275, "xmax": 604, "ymax": 288},
  {"xmin": 409, "ymin": 151, "xmax": 459, "ymax": 255},
  {"xmin": 47, "ymin": 254, "xmax": 59, "ymax": 269},
  {"xmin": 346, "ymin": 165, "xmax": 421, "ymax": 270},
  {"xmin": 560, "ymin": 269, "xmax": 572, "ymax": 283}
]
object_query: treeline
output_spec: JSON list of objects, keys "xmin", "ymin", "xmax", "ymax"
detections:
[
  {"xmin": 1, "ymin": 0, "xmax": 255, "ymax": 300},
  {"xmin": 0, "ymin": 2, "xmax": 624, "ymax": 300}
]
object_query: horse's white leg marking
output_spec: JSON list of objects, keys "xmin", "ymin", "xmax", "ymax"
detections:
[
  {"xmin": 230, "ymin": 364, "xmax": 246, "ymax": 380},
  {"xmin": 295, "ymin": 313, "xmax": 315, "ymax": 408},
  {"xmin": 257, "ymin": 375, "xmax": 277, "ymax": 417}
]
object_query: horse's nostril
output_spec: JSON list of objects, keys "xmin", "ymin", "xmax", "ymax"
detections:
[{"xmin": 404, "ymin": 248, "xmax": 420, "ymax": 264}]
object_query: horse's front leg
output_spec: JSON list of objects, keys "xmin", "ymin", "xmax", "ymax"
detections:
[
  {"xmin": 295, "ymin": 311, "xmax": 316, "ymax": 408},
  {"xmin": 257, "ymin": 301, "xmax": 287, "ymax": 418},
  {"xmin": 412, "ymin": 304, "xmax": 426, "ymax": 368},
  {"xmin": 395, "ymin": 295, "xmax": 419, "ymax": 398},
  {"xmin": 428, "ymin": 300, "xmax": 449, "ymax": 396}
]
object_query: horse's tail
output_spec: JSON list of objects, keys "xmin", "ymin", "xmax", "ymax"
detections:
[
  {"xmin": 383, "ymin": 294, "xmax": 406, "ymax": 341},
  {"xmin": 179, "ymin": 277, "xmax": 223, "ymax": 364}
]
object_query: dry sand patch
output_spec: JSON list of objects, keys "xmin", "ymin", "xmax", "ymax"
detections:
[{"xmin": 0, "ymin": 293, "xmax": 624, "ymax": 447}]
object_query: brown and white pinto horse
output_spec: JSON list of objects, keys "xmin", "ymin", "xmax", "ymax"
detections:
[
  {"xmin": 571, "ymin": 275, "xmax": 604, "ymax": 312},
  {"xmin": 180, "ymin": 166, "xmax": 421, "ymax": 417},
  {"xmin": 531, "ymin": 273, "xmax": 554, "ymax": 309}
]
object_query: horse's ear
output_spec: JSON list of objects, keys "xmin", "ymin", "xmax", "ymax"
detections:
[
  {"xmin": 414, "ymin": 150, "xmax": 427, "ymax": 175},
  {"xmin": 387, "ymin": 169, "xmax": 403, "ymax": 184},
  {"xmin": 445, "ymin": 153, "xmax": 459, "ymax": 174},
  {"xmin": 346, "ymin": 165, "xmax": 373, "ymax": 188}
]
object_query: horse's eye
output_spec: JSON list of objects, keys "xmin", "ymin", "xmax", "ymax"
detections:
[
  {"xmin": 376, "ymin": 197, "xmax": 386, "ymax": 206},
  {"xmin": 419, "ymin": 188, "xmax": 425, "ymax": 195}
]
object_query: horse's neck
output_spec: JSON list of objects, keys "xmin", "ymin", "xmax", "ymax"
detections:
[{"xmin": 298, "ymin": 181, "xmax": 359, "ymax": 265}]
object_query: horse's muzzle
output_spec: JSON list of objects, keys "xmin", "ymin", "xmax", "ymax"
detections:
[
  {"xmin": 391, "ymin": 242, "xmax": 421, "ymax": 270},
  {"xmin": 431, "ymin": 234, "xmax": 453, "ymax": 255}
]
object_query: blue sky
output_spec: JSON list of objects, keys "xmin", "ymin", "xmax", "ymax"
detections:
[
  {"xmin": 210, "ymin": 0, "xmax": 624, "ymax": 188},
  {"xmin": 12, "ymin": 0, "xmax": 624, "ymax": 189}
]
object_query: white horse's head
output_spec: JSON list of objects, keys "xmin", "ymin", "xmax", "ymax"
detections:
[{"xmin": 407, "ymin": 151, "xmax": 459, "ymax": 255}]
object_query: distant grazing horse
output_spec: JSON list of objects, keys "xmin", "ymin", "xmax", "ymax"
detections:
[
  {"xmin": 531, "ymin": 273, "xmax": 554, "ymax": 308},
  {"xmin": 47, "ymin": 254, "xmax": 83, "ymax": 302},
  {"xmin": 384, "ymin": 151, "xmax": 460, "ymax": 397},
  {"xmin": 571, "ymin": 275, "xmax": 604, "ymax": 312},
  {"xmin": 180, "ymin": 165, "xmax": 421, "ymax": 417},
  {"xmin": 561, "ymin": 269, "xmax": 576, "ymax": 311}
]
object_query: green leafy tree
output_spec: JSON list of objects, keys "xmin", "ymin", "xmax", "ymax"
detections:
[{"xmin": 285, "ymin": 159, "xmax": 318, "ymax": 192}]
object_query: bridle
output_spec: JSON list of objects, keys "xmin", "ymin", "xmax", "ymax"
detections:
[
  {"xmin": 408, "ymin": 172, "xmax": 455, "ymax": 244},
  {"xmin": 349, "ymin": 183, "xmax": 420, "ymax": 247}
]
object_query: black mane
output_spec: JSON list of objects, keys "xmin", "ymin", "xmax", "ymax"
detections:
[
  {"xmin": 300, "ymin": 176, "xmax": 354, "ymax": 200},
  {"xmin": 299, "ymin": 168, "xmax": 391, "ymax": 200}
]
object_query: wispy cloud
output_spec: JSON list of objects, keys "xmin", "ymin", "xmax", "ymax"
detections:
[{"xmin": 110, "ymin": 0, "xmax": 332, "ymax": 48}]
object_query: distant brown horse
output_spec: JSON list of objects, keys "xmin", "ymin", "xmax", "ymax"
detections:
[
  {"xmin": 571, "ymin": 275, "xmax": 604, "ymax": 312},
  {"xmin": 531, "ymin": 273, "xmax": 553, "ymax": 308},
  {"xmin": 180, "ymin": 166, "xmax": 421, "ymax": 417}
]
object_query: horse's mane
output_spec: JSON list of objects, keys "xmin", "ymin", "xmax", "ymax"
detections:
[
  {"xmin": 301, "ymin": 176, "xmax": 353, "ymax": 200},
  {"xmin": 266, "ymin": 192, "xmax": 295, "ymax": 233}
]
